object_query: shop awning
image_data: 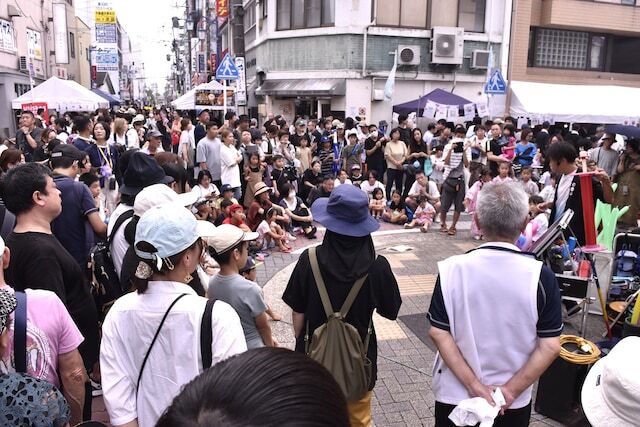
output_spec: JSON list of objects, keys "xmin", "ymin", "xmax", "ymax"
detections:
[
  {"xmin": 255, "ymin": 79, "xmax": 346, "ymax": 97},
  {"xmin": 509, "ymin": 81, "xmax": 640, "ymax": 124}
]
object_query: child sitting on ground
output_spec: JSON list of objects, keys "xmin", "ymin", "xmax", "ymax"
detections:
[
  {"xmin": 465, "ymin": 167, "xmax": 492, "ymax": 240},
  {"xmin": 240, "ymin": 257, "xmax": 282, "ymax": 321},
  {"xmin": 492, "ymin": 161, "xmax": 514, "ymax": 184},
  {"xmin": 404, "ymin": 196, "xmax": 436, "ymax": 233},
  {"xmin": 369, "ymin": 187, "xmax": 386, "ymax": 219},
  {"xmin": 519, "ymin": 166, "xmax": 539, "ymax": 196},
  {"xmin": 214, "ymin": 199, "xmax": 234, "ymax": 226},
  {"xmin": 256, "ymin": 207, "xmax": 292, "ymax": 253},
  {"xmin": 194, "ymin": 199, "xmax": 216, "ymax": 223},
  {"xmin": 383, "ymin": 190, "xmax": 408, "ymax": 225},
  {"xmin": 222, "ymin": 203, "xmax": 252, "ymax": 232}
]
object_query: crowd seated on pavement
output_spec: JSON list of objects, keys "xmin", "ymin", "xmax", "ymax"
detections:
[{"xmin": 0, "ymin": 105, "xmax": 638, "ymax": 426}]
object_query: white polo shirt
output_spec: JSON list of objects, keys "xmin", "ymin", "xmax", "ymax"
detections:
[{"xmin": 100, "ymin": 281, "xmax": 247, "ymax": 426}]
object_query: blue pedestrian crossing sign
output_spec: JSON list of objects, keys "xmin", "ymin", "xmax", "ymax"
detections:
[
  {"xmin": 216, "ymin": 54, "xmax": 239, "ymax": 80},
  {"xmin": 484, "ymin": 69, "xmax": 507, "ymax": 94}
]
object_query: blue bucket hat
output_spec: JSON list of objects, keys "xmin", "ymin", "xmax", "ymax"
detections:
[{"xmin": 311, "ymin": 184, "xmax": 379, "ymax": 237}]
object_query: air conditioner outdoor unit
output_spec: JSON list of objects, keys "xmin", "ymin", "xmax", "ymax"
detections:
[
  {"xmin": 372, "ymin": 88, "xmax": 385, "ymax": 101},
  {"xmin": 397, "ymin": 45, "xmax": 420, "ymax": 66},
  {"xmin": 18, "ymin": 56, "xmax": 28, "ymax": 72},
  {"xmin": 471, "ymin": 50, "xmax": 491, "ymax": 69},
  {"xmin": 431, "ymin": 27, "xmax": 464, "ymax": 65}
]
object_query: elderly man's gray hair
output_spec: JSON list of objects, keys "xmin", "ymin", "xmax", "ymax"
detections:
[{"xmin": 476, "ymin": 182, "xmax": 529, "ymax": 241}]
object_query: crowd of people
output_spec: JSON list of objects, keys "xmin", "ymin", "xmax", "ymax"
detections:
[{"xmin": 0, "ymin": 104, "xmax": 638, "ymax": 426}]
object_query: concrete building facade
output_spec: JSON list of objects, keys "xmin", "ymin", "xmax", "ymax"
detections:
[
  {"xmin": 506, "ymin": 0, "xmax": 640, "ymax": 120},
  {"xmin": 0, "ymin": 0, "xmax": 84, "ymax": 136},
  {"xmin": 239, "ymin": 0, "xmax": 511, "ymax": 126}
]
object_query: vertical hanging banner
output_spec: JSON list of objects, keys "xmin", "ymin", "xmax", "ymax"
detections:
[
  {"xmin": 463, "ymin": 103, "xmax": 476, "ymax": 120},
  {"xmin": 475, "ymin": 101, "xmax": 489, "ymax": 118},
  {"xmin": 423, "ymin": 101, "xmax": 437, "ymax": 118},
  {"xmin": 435, "ymin": 104, "xmax": 447, "ymax": 121},
  {"xmin": 216, "ymin": 0, "xmax": 230, "ymax": 18},
  {"xmin": 447, "ymin": 105, "xmax": 459, "ymax": 120},
  {"xmin": 234, "ymin": 56, "xmax": 247, "ymax": 106},
  {"xmin": 52, "ymin": 3, "xmax": 69, "ymax": 64}
]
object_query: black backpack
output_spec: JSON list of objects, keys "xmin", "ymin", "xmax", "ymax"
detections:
[{"xmin": 88, "ymin": 209, "xmax": 134, "ymax": 319}]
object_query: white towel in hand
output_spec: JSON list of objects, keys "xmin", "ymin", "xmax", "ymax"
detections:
[{"xmin": 448, "ymin": 388, "xmax": 506, "ymax": 427}]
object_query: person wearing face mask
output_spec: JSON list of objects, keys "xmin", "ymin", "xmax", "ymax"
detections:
[{"xmin": 278, "ymin": 183, "xmax": 317, "ymax": 239}]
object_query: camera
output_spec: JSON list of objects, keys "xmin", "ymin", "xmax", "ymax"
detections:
[
  {"xmin": 108, "ymin": 176, "xmax": 117, "ymax": 190},
  {"xmin": 453, "ymin": 140, "xmax": 464, "ymax": 153},
  {"xmin": 283, "ymin": 164, "xmax": 298, "ymax": 182}
]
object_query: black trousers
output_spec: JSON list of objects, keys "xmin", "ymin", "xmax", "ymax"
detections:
[
  {"xmin": 434, "ymin": 401, "xmax": 532, "ymax": 427},
  {"xmin": 386, "ymin": 168, "xmax": 404, "ymax": 200}
]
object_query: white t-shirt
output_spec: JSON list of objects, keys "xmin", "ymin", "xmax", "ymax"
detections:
[
  {"xmin": 554, "ymin": 174, "xmax": 574, "ymax": 222},
  {"xmin": 220, "ymin": 144, "xmax": 241, "ymax": 188},
  {"xmin": 109, "ymin": 129, "xmax": 140, "ymax": 149},
  {"xmin": 360, "ymin": 180, "xmax": 385, "ymax": 198},
  {"xmin": 334, "ymin": 178, "xmax": 352, "ymax": 187},
  {"xmin": 408, "ymin": 180, "xmax": 440, "ymax": 199},
  {"xmin": 107, "ymin": 204, "xmax": 134, "ymax": 278},
  {"xmin": 191, "ymin": 184, "xmax": 220, "ymax": 199},
  {"xmin": 100, "ymin": 281, "xmax": 246, "ymax": 427}
]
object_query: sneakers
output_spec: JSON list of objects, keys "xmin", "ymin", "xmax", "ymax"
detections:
[
  {"xmin": 90, "ymin": 378, "xmax": 103, "ymax": 397},
  {"xmin": 286, "ymin": 233, "xmax": 297, "ymax": 241}
]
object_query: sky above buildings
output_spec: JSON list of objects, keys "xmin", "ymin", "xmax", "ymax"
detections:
[{"xmin": 111, "ymin": 0, "xmax": 180, "ymax": 90}]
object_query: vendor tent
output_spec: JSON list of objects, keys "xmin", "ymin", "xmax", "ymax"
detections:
[
  {"xmin": 509, "ymin": 81, "xmax": 640, "ymax": 124},
  {"xmin": 12, "ymin": 76, "xmax": 109, "ymax": 112},
  {"xmin": 392, "ymin": 89, "xmax": 472, "ymax": 115},
  {"xmin": 92, "ymin": 88, "xmax": 121, "ymax": 107},
  {"xmin": 171, "ymin": 80, "xmax": 228, "ymax": 110}
]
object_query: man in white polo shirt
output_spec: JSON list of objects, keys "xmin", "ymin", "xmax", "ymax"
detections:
[{"xmin": 428, "ymin": 183, "xmax": 562, "ymax": 427}]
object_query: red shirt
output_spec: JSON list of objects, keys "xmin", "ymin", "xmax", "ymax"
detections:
[{"xmin": 222, "ymin": 217, "xmax": 246, "ymax": 227}]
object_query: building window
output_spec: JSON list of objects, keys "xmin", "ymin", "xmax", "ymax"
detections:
[
  {"xmin": 276, "ymin": 0, "xmax": 334, "ymax": 30},
  {"xmin": 69, "ymin": 32, "xmax": 75, "ymax": 58},
  {"xmin": 261, "ymin": 0, "xmax": 268, "ymax": 19},
  {"xmin": 14, "ymin": 83, "xmax": 31, "ymax": 97},
  {"xmin": 531, "ymin": 28, "xmax": 603, "ymax": 70},
  {"xmin": 244, "ymin": 1, "xmax": 257, "ymax": 43},
  {"xmin": 458, "ymin": 0, "xmax": 485, "ymax": 33},
  {"xmin": 377, "ymin": 0, "xmax": 427, "ymax": 28}
]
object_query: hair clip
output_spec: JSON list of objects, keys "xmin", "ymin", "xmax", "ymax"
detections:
[{"xmin": 134, "ymin": 261, "xmax": 153, "ymax": 279}]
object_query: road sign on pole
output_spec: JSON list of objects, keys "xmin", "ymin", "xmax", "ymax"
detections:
[
  {"xmin": 216, "ymin": 53, "xmax": 239, "ymax": 80},
  {"xmin": 484, "ymin": 69, "xmax": 507, "ymax": 95}
]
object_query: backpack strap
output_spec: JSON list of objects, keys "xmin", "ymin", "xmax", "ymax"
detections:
[
  {"xmin": 200, "ymin": 298, "xmax": 215, "ymax": 370},
  {"xmin": 339, "ymin": 274, "xmax": 369, "ymax": 319},
  {"xmin": 108, "ymin": 209, "xmax": 134, "ymax": 245},
  {"xmin": 137, "ymin": 293, "xmax": 187, "ymax": 397},
  {"xmin": 308, "ymin": 247, "xmax": 335, "ymax": 319},
  {"xmin": 14, "ymin": 291, "xmax": 27, "ymax": 373},
  {"xmin": 0, "ymin": 204, "xmax": 15, "ymax": 239}
]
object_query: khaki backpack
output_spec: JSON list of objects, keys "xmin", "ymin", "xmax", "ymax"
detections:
[{"xmin": 305, "ymin": 247, "xmax": 373, "ymax": 402}]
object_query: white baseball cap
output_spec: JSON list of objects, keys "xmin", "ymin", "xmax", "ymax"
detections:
[
  {"xmin": 581, "ymin": 336, "xmax": 640, "ymax": 427},
  {"xmin": 205, "ymin": 224, "xmax": 258, "ymax": 255},
  {"xmin": 133, "ymin": 184, "xmax": 199, "ymax": 217},
  {"xmin": 135, "ymin": 203, "xmax": 216, "ymax": 260}
]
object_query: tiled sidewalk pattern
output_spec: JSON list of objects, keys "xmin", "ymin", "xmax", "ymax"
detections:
[{"xmin": 94, "ymin": 216, "xmax": 586, "ymax": 426}]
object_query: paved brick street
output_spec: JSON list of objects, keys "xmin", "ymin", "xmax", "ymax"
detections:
[{"xmin": 93, "ymin": 216, "xmax": 603, "ymax": 426}]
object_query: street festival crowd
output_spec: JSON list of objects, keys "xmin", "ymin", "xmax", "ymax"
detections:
[{"xmin": 0, "ymin": 105, "xmax": 637, "ymax": 426}]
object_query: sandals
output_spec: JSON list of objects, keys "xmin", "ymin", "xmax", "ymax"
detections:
[
  {"xmin": 439, "ymin": 224, "xmax": 448, "ymax": 233},
  {"xmin": 447, "ymin": 227, "xmax": 457, "ymax": 236},
  {"xmin": 420, "ymin": 226, "xmax": 428, "ymax": 233}
]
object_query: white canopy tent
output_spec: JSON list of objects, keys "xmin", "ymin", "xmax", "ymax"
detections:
[
  {"xmin": 171, "ymin": 80, "xmax": 231, "ymax": 110},
  {"xmin": 509, "ymin": 81, "xmax": 640, "ymax": 124},
  {"xmin": 12, "ymin": 76, "xmax": 109, "ymax": 112}
]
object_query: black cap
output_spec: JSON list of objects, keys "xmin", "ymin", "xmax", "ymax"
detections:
[
  {"xmin": 120, "ymin": 152, "xmax": 173, "ymax": 196},
  {"xmin": 50, "ymin": 144, "xmax": 85, "ymax": 162}
]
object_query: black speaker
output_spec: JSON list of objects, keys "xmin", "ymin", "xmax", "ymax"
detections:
[{"xmin": 535, "ymin": 356, "xmax": 591, "ymax": 426}]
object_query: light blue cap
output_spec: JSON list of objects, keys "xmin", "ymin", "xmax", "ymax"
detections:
[{"xmin": 135, "ymin": 203, "xmax": 216, "ymax": 261}]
